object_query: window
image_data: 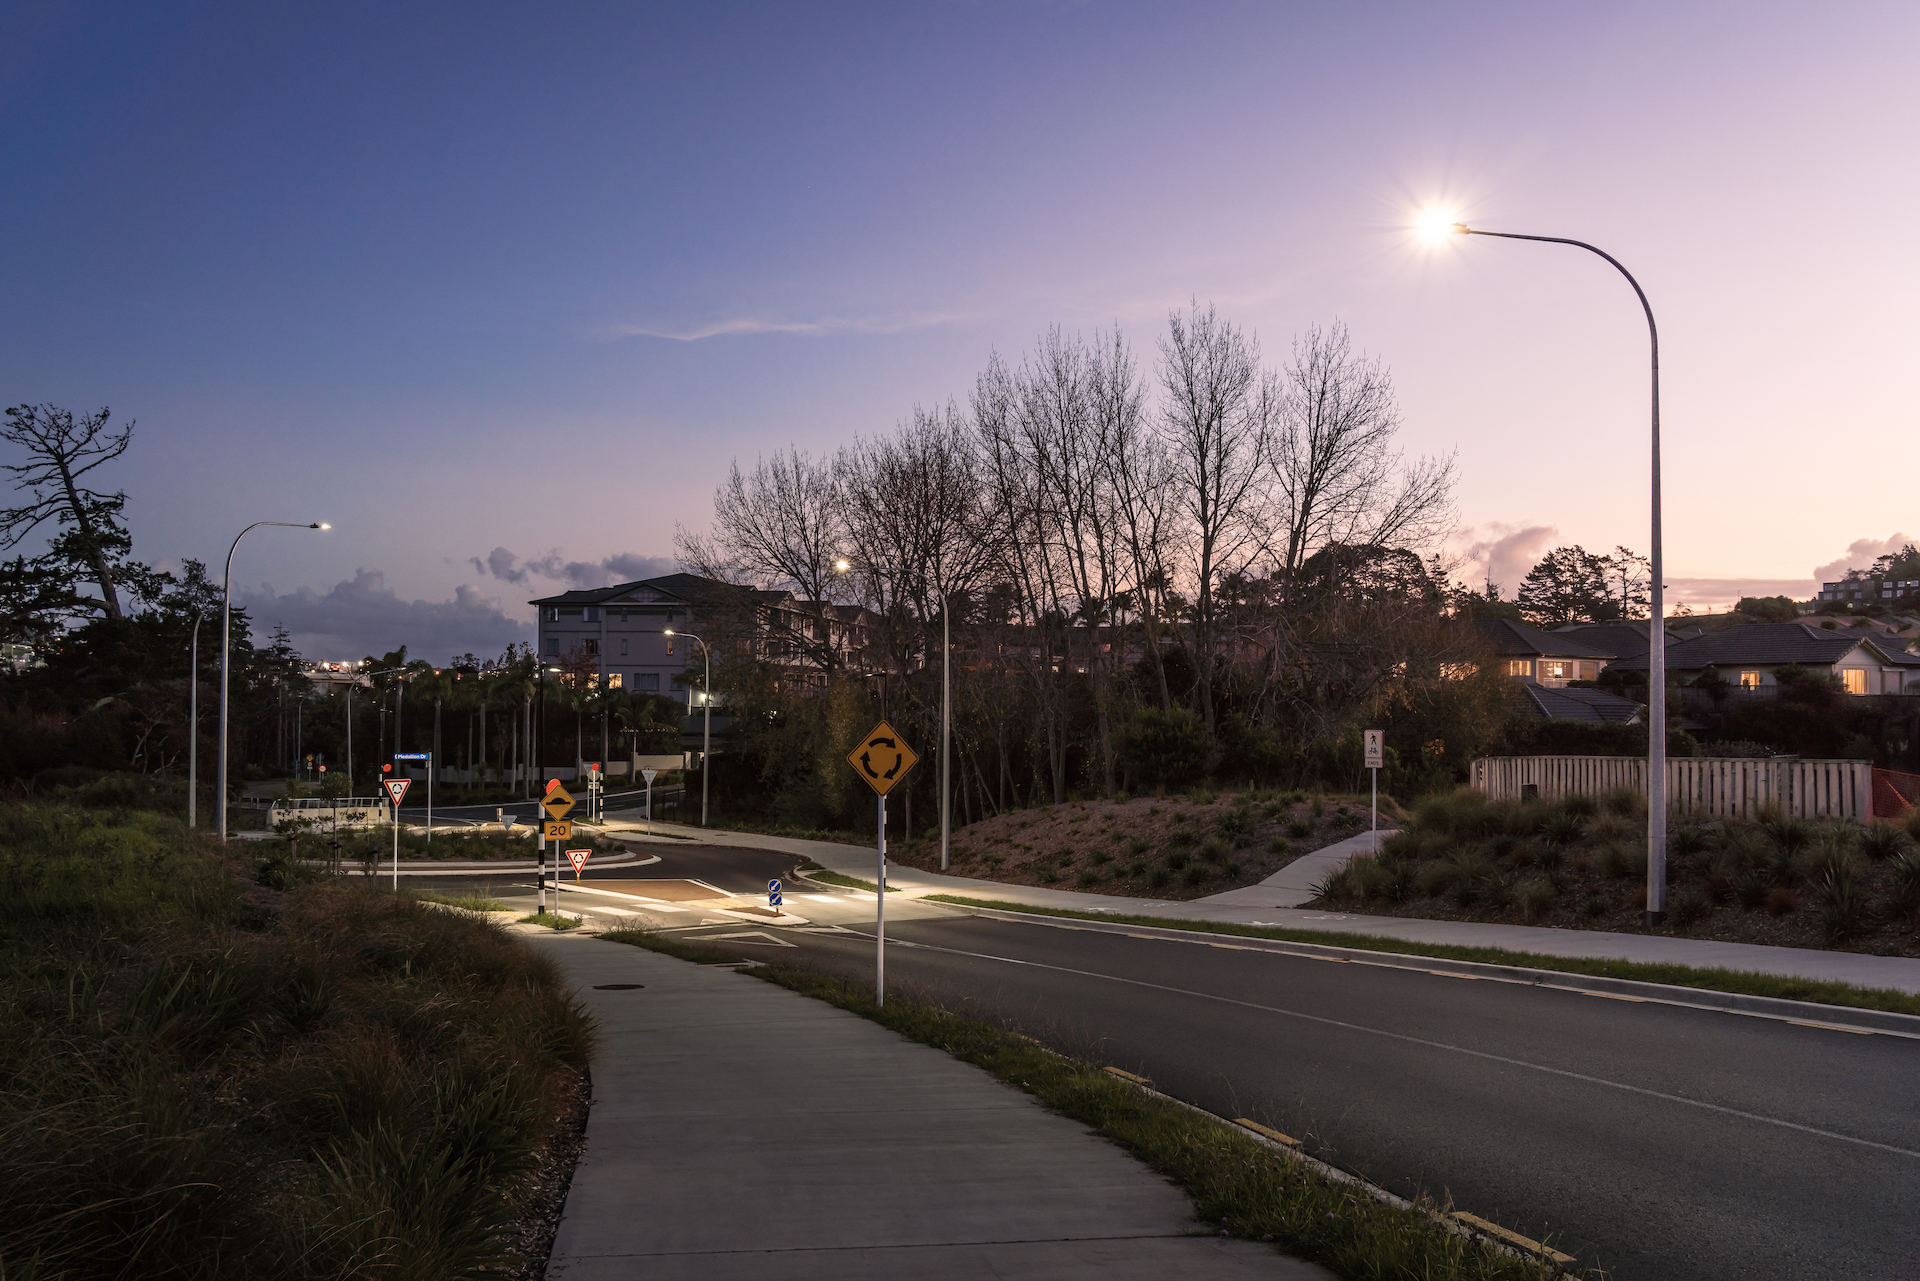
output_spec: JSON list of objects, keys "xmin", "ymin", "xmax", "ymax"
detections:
[
  {"xmin": 619, "ymin": 638, "xmax": 629, "ymax": 657},
  {"xmin": 633, "ymin": 673, "xmax": 660, "ymax": 691},
  {"xmin": 1504, "ymin": 659, "xmax": 1534, "ymax": 677},
  {"xmin": 546, "ymin": 638, "xmax": 560, "ymax": 656},
  {"xmin": 585, "ymin": 606, "xmax": 601, "ymax": 622},
  {"xmin": 606, "ymin": 673, "xmax": 622, "ymax": 689},
  {"xmin": 1541, "ymin": 660, "xmax": 1571, "ymax": 680},
  {"xmin": 1739, "ymin": 671, "xmax": 1763, "ymax": 688},
  {"xmin": 1843, "ymin": 669, "xmax": 1867, "ymax": 695},
  {"xmin": 583, "ymin": 639, "xmax": 598, "ymax": 656}
]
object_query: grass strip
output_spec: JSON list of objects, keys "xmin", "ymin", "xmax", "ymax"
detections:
[
  {"xmin": 518, "ymin": 910, "xmax": 584, "ymax": 930},
  {"xmin": 924, "ymin": 894, "xmax": 1920, "ymax": 1018},
  {"xmin": 601, "ymin": 928, "xmax": 759, "ymax": 965},
  {"xmin": 602, "ymin": 930, "xmax": 1566, "ymax": 1280},
  {"xmin": 412, "ymin": 890, "xmax": 511, "ymax": 912},
  {"xmin": 800, "ymin": 868, "xmax": 898, "ymax": 893}
]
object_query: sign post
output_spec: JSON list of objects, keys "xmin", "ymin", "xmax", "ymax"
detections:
[
  {"xmin": 394, "ymin": 752, "xmax": 431, "ymax": 843},
  {"xmin": 641, "ymin": 767, "xmax": 657, "ymax": 835},
  {"xmin": 382, "ymin": 777, "xmax": 412, "ymax": 888},
  {"xmin": 768, "ymin": 877, "xmax": 783, "ymax": 917},
  {"xmin": 846, "ymin": 721, "xmax": 919, "ymax": 1007},
  {"xmin": 1363, "ymin": 729, "xmax": 1384, "ymax": 851},
  {"xmin": 541, "ymin": 781, "xmax": 576, "ymax": 915}
]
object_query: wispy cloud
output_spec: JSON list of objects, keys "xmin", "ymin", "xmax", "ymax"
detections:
[
  {"xmin": 596, "ymin": 309, "xmax": 972, "ymax": 342},
  {"xmin": 239, "ymin": 570, "xmax": 529, "ymax": 664}
]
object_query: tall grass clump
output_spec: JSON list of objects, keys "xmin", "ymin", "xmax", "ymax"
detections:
[{"xmin": 0, "ymin": 802, "xmax": 595, "ymax": 1280}]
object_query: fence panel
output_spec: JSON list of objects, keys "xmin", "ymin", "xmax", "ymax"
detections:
[{"xmin": 1472, "ymin": 756, "xmax": 1870, "ymax": 821}]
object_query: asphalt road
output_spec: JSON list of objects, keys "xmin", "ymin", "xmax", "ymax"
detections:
[{"xmin": 695, "ymin": 909, "xmax": 1919, "ymax": 1280}]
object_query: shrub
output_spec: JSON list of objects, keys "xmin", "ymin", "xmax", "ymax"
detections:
[
  {"xmin": 1216, "ymin": 808, "xmax": 1255, "ymax": 843},
  {"xmin": 1517, "ymin": 878, "xmax": 1558, "ymax": 920},
  {"xmin": 1887, "ymin": 853, "xmax": 1920, "ymax": 917},
  {"xmin": 1309, "ymin": 794, "xmax": 1326, "ymax": 819},
  {"xmin": 1266, "ymin": 834, "xmax": 1289, "ymax": 853},
  {"xmin": 1595, "ymin": 842, "xmax": 1647, "ymax": 880},
  {"xmin": 1090, "ymin": 849, "xmax": 1113, "ymax": 866},
  {"xmin": 1199, "ymin": 837, "xmax": 1228, "ymax": 864},
  {"xmin": 1861, "ymin": 822, "xmax": 1912, "ymax": 861},
  {"xmin": 1222, "ymin": 858, "xmax": 1243, "ymax": 878},
  {"xmin": 1165, "ymin": 850, "xmax": 1189, "ymax": 870},
  {"xmin": 1126, "ymin": 836, "xmax": 1149, "ymax": 856},
  {"xmin": 1764, "ymin": 886, "xmax": 1798, "ymax": 915},
  {"xmin": 1578, "ymin": 894, "xmax": 1608, "ymax": 917},
  {"xmin": 1671, "ymin": 824, "xmax": 1710, "ymax": 856},
  {"xmin": 1166, "ymin": 828, "xmax": 1195, "ymax": 850},
  {"xmin": 1763, "ymin": 813, "xmax": 1814, "ymax": 856},
  {"xmin": 1734, "ymin": 868, "xmax": 1772, "ymax": 908},
  {"xmin": 1539, "ymin": 810, "xmax": 1586, "ymax": 845},
  {"xmin": 1076, "ymin": 869, "xmax": 1099, "ymax": 887},
  {"xmin": 1182, "ymin": 863, "xmax": 1209, "ymax": 886},
  {"xmin": 1671, "ymin": 888, "xmax": 1711, "ymax": 927},
  {"xmin": 1147, "ymin": 865, "xmax": 1171, "ymax": 889},
  {"xmin": 1188, "ymin": 787, "xmax": 1218, "ymax": 807},
  {"xmin": 1816, "ymin": 866, "xmax": 1867, "ymax": 940},
  {"xmin": 1600, "ymin": 786, "xmax": 1644, "ymax": 817},
  {"xmin": 1034, "ymin": 864, "xmax": 1057, "ymax": 883},
  {"xmin": 1126, "ymin": 858, "xmax": 1147, "ymax": 877},
  {"xmin": 1113, "ymin": 706, "xmax": 1216, "ymax": 789},
  {"xmin": 1284, "ymin": 817, "xmax": 1315, "ymax": 839}
]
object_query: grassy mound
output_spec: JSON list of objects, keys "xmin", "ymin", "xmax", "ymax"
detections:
[
  {"xmin": 1314, "ymin": 787, "xmax": 1920, "ymax": 955},
  {"xmin": 0, "ymin": 803, "xmax": 596, "ymax": 1279}
]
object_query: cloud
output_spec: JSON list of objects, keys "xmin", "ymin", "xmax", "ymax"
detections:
[
  {"xmin": 1666, "ymin": 578, "xmax": 1815, "ymax": 610},
  {"xmin": 597, "ymin": 309, "xmax": 969, "ymax": 342},
  {"xmin": 1813, "ymin": 533, "xmax": 1917, "ymax": 585},
  {"xmin": 239, "ymin": 569, "xmax": 530, "ymax": 665},
  {"xmin": 1446, "ymin": 523, "xmax": 1559, "ymax": 598},
  {"xmin": 471, "ymin": 547, "xmax": 677, "ymax": 592}
]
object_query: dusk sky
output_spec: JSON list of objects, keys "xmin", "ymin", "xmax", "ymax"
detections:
[{"xmin": 4, "ymin": 2, "xmax": 1914, "ymax": 661}]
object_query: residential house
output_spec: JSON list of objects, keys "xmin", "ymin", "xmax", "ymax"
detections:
[
  {"xmin": 1552, "ymin": 620, "xmax": 1705, "ymax": 660},
  {"xmin": 1817, "ymin": 577, "xmax": 1920, "ymax": 606},
  {"xmin": 1606, "ymin": 622, "xmax": 1920, "ymax": 695},
  {"xmin": 1475, "ymin": 620, "xmax": 1616, "ymax": 688},
  {"xmin": 1519, "ymin": 684, "xmax": 1642, "ymax": 723}
]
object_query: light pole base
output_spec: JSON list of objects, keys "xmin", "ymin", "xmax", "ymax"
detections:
[{"xmin": 1645, "ymin": 910, "xmax": 1666, "ymax": 927}]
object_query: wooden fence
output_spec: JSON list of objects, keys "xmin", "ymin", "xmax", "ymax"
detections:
[{"xmin": 1470, "ymin": 756, "xmax": 1872, "ymax": 822}]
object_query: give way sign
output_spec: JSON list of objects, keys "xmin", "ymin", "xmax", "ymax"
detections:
[
  {"xmin": 566, "ymin": 848, "xmax": 592, "ymax": 876},
  {"xmin": 384, "ymin": 778, "xmax": 411, "ymax": 806}
]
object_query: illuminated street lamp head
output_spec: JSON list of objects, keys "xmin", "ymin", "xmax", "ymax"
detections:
[
  {"xmin": 312, "ymin": 522, "xmax": 330, "ymax": 530},
  {"xmin": 663, "ymin": 628, "xmax": 674, "ymax": 637},
  {"xmin": 1415, "ymin": 209, "xmax": 1468, "ymax": 243},
  {"xmin": 833, "ymin": 558, "xmax": 851, "ymax": 573}
]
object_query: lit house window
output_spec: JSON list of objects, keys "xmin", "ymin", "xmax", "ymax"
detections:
[
  {"xmin": 1505, "ymin": 659, "xmax": 1534, "ymax": 677},
  {"xmin": 1739, "ymin": 671, "xmax": 1762, "ymax": 688},
  {"xmin": 1842, "ymin": 669, "xmax": 1867, "ymax": 695},
  {"xmin": 1541, "ymin": 660, "xmax": 1571, "ymax": 680}
]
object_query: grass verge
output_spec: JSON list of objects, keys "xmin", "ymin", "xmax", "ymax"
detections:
[
  {"xmin": 0, "ymin": 801, "xmax": 597, "ymax": 1279},
  {"xmin": 601, "ymin": 928, "xmax": 759, "ymax": 965},
  {"xmin": 519, "ymin": 910, "xmax": 584, "ymax": 930},
  {"xmin": 600, "ymin": 930, "xmax": 1566, "ymax": 1279},
  {"xmin": 415, "ymin": 890, "xmax": 512, "ymax": 912},
  {"xmin": 924, "ymin": 894, "xmax": 1920, "ymax": 1018}
]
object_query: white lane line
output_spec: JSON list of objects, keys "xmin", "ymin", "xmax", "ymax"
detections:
[{"xmin": 842, "ymin": 932, "xmax": 1920, "ymax": 1163}]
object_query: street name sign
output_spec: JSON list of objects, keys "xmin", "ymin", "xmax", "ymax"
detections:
[
  {"xmin": 846, "ymin": 721, "xmax": 919, "ymax": 796},
  {"xmin": 544, "ymin": 820, "xmax": 572, "ymax": 841},
  {"xmin": 394, "ymin": 752, "xmax": 430, "ymax": 761}
]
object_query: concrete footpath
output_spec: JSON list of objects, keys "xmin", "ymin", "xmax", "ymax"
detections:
[
  {"xmin": 527, "ymin": 931, "xmax": 1330, "ymax": 1280},
  {"xmin": 604, "ymin": 813, "xmax": 1920, "ymax": 996}
]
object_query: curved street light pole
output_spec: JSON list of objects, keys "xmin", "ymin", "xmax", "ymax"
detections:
[
  {"xmin": 218, "ymin": 521, "xmax": 328, "ymax": 842},
  {"xmin": 1449, "ymin": 224, "xmax": 1667, "ymax": 924},
  {"xmin": 664, "ymin": 629, "xmax": 711, "ymax": 826},
  {"xmin": 188, "ymin": 611, "xmax": 204, "ymax": 828}
]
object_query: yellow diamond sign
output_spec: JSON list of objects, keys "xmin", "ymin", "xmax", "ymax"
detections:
[
  {"xmin": 542, "ymin": 783, "xmax": 575, "ymax": 820},
  {"xmin": 847, "ymin": 721, "xmax": 919, "ymax": 796}
]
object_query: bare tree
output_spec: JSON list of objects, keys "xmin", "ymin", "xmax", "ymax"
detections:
[
  {"xmin": 1, "ymin": 403, "xmax": 136, "ymax": 619},
  {"xmin": 677, "ymin": 446, "xmax": 850, "ymax": 670},
  {"xmin": 1157, "ymin": 304, "xmax": 1273, "ymax": 732},
  {"xmin": 1268, "ymin": 322, "xmax": 1456, "ymax": 586}
]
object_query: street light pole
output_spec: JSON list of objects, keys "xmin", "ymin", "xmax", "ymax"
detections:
[
  {"xmin": 218, "ymin": 520, "xmax": 328, "ymax": 842},
  {"xmin": 1446, "ymin": 222, "xmax": 1667, "ymax": 924},
  {"xmin": 940, "ymin": 598, "xmax": 951, "ymax": 871},
  {"xmin": 188, "ymin": 612, "xmax": 203, "ymax": 828},
  {"xmin": 664, "ymin": 629, "xmax": 711, "ymax": 826}
]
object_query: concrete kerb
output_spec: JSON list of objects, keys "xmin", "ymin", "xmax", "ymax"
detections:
[{"xmin": 938, "ymin": 901, "xmax": 1920, "ymax": 1039}]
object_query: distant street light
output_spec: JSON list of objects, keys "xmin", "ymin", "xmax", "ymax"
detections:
[
  {"xmin": 663, "ymin": 629, "xmax": 712, "ymax": 826},
  {"xmin": 1438, "ymin": 219, "xmax": 1669, "ymax": 925},
  {"xmin": 217, "ymin": 521, "xmax": 328, "ymax": 841}
]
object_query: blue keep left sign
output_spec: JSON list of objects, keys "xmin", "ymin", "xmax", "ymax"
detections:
[{"xmin": 768, "ymin": 878, "xmax": 783, "ymax": 907}]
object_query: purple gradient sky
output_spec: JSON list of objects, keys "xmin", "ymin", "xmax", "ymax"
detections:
[{"xmin": 3, "ymin": 2, "xmax": 1914, "ymax": 659}]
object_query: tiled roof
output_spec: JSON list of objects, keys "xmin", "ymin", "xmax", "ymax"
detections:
[
  {"xmin": 1607, "ymin": 622, "xmax": 1920, "ymax": 672},
  {"xmin": 1552, "ymin": 622, "xmax": 1704, "ymax": 659},
  {"xmin": 1475, "ymin": 619, "xmax": 1616, "ymax": 659},
  {"xmin": 1522, "ymin": 685, "xmax": 1643, "ymax": 723},
  {"xmin": 528, "ymin": 573, "xmax": 735, "ymax": 608}
]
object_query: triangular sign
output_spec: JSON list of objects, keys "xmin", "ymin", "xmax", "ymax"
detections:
[
  {"xmin": 384, "ymin": 778, "xmax": 411, "ymax": 805},
  {"xmin": 566, "ymin": 847, "xmax": 591, "ymax": 875}
]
